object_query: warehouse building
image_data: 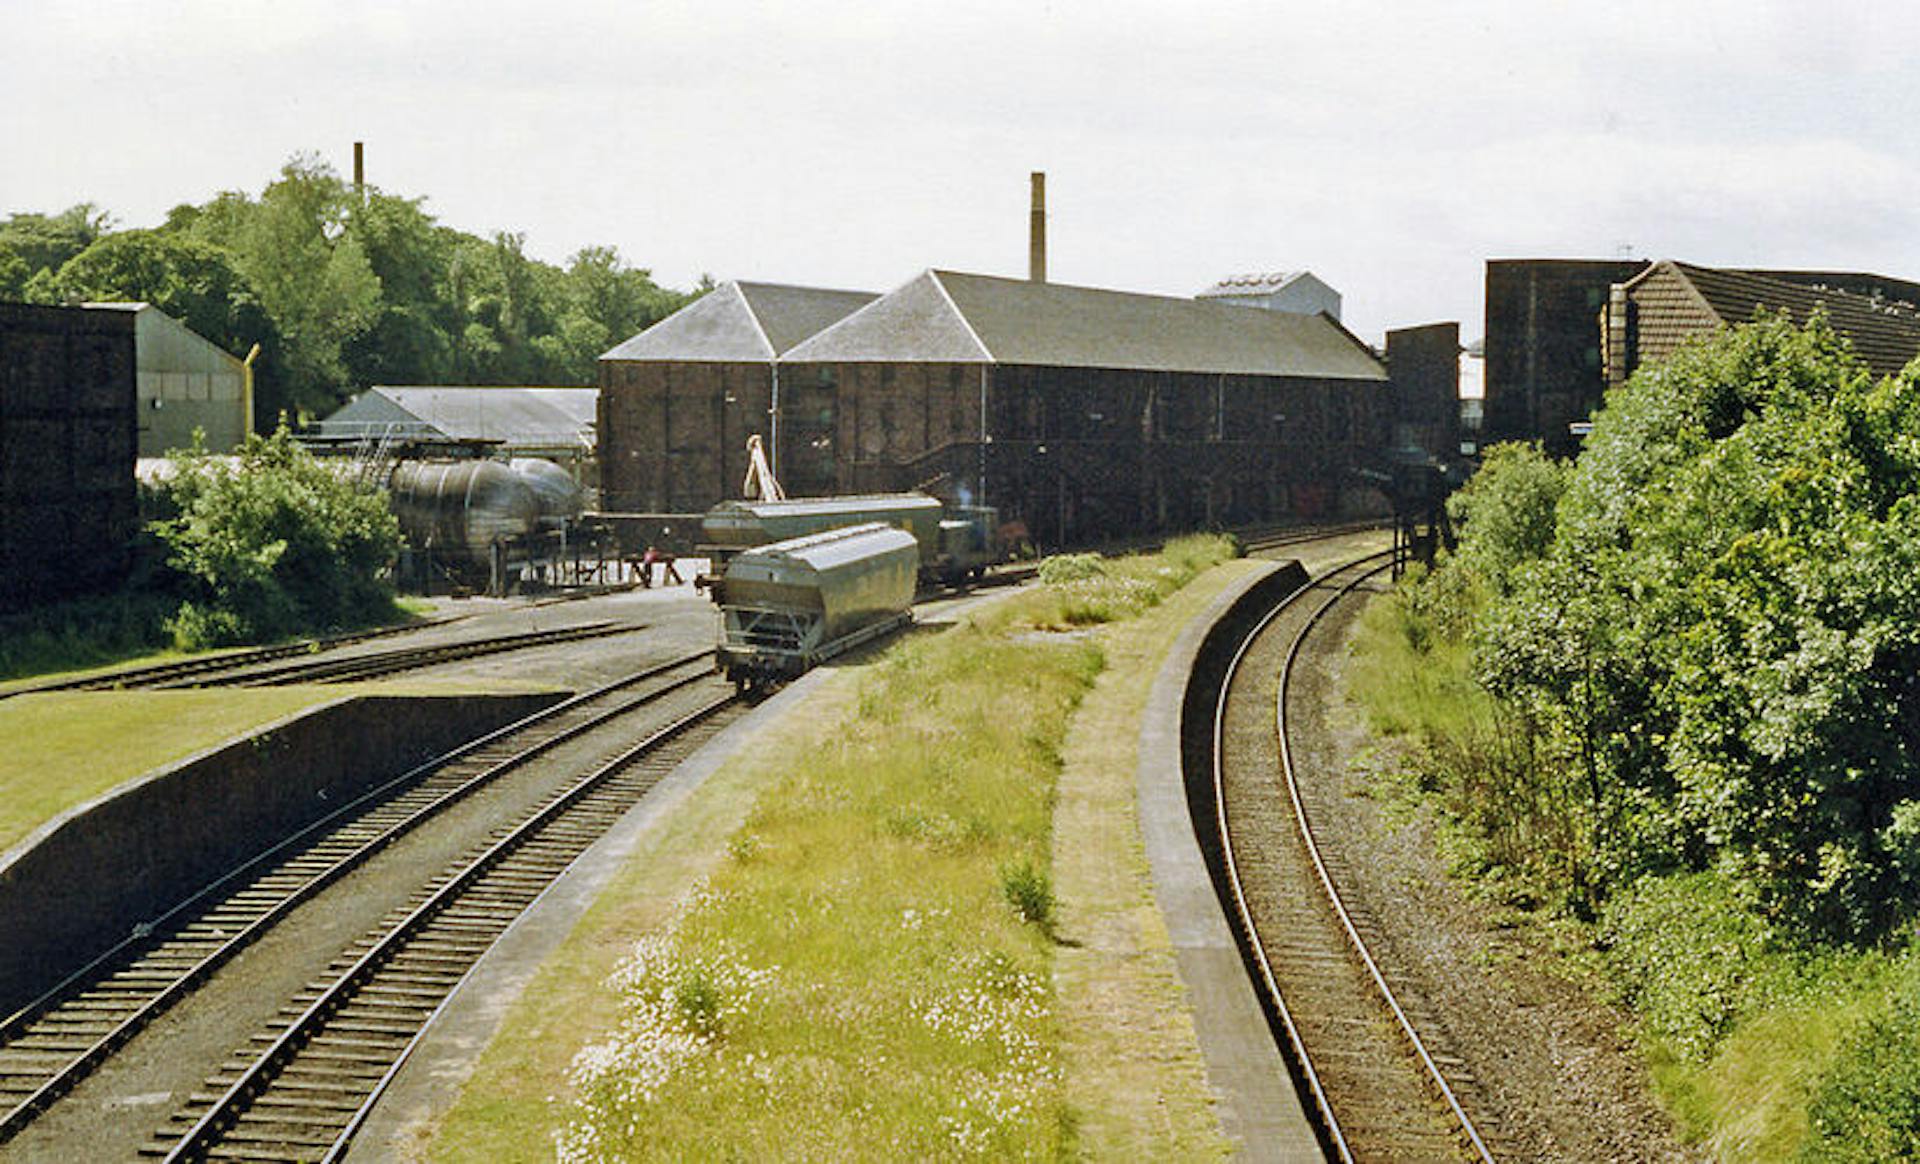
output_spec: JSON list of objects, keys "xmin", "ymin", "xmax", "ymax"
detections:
[
  {"xmin": 1, "ymin": 302, "xmax": 137, "ymax": 608},
  {"xmin": 602, "ymin": 269, "xmax": 1390, "ymax": 547},
  {"xmin": 1485, "ymin": 258, "xmax": 1920, "ymax": 454},
  {"xmin": 1603, "ymin": 260, "xmax": 1920, "ymax": 388},
  {"xmin": 86, "ymin": 302, "xmax": 253, "ymax": 457},
  {"xmin": 598, "ymin": 280, "xmax": 879, "ymax": 513},
  {"xmin": 315, "ymin": 385, "xmax": 598, "ymax": 464}
]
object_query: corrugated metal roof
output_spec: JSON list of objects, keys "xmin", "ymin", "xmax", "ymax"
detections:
[
  {"xmin": 1636, "ymin": 261, "xmax": 1920, "ymax": 381},
  {"xmin": 787, "ymin": 270, "xmax": 1386, "ymax": 380},
  {"xmin": 600, "ymin": 281, "xmax": 876, "ymax": 362},
  {"xmin": 320, "ymin": 386, "xmax": 594, "ymax": 447}
]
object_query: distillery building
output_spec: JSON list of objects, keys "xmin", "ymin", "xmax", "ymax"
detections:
[
  {"xmin": 600, "ymin": 268, "xmax": 1390, "ymax": 547},
  {"xmin": 597, "ymin": 280, "xmax": 879, "ymax": 513}
]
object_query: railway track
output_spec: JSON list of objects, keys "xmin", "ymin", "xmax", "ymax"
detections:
[
  {"xmin": 1210, "ymin": 551, "xmax": 1498, "ymax": 1162},
  {"xmin": 1239, "ymin": 519, "xmax": 1386, "ymax": 557},
  {"xmin": 0, "ymin": 619, "xmax": 463, "ymax": 698},
  {"xmin": 0, "ymin": 650, "xmax": 724, "ymax": 1147},
  {"xmin": 176, "ymin": 622, "xmax": 637, "ymax": 688},
  {"xmin": 144, "ymin": 685, "xmax": 741, "ymax": 1162}
]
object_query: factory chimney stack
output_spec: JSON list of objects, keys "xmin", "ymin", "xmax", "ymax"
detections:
[
  {"xmin": 1029, "ymin": 171, "xmax": 1046, "ymax": 283},
  {"xmin": 353, "ymin": 142, "xmax": 365, "ymax": 193}
]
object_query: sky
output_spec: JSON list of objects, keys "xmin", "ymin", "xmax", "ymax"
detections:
[{"xmin": 3, "ymin": 0, "xmax": 1918, "ymax": 344}]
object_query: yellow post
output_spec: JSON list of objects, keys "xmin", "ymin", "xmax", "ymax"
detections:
[{"xmin": 242, "ymin": 343, "xmax": 260, "ymax": 439}]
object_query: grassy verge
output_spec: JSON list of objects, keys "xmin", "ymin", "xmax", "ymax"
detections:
[
  {"xmin": 0, "ymin": 690, "xmax": 339, "ymax": 854},
  {"xmin": 428, "ymin": 535, "xmax": 1238, "ymax": 1161},
  {"xmin": 1348, "ymin": 587, "xmax": 1920, "ymax": 1161},
  {"xmin": 0, "ymin": 590, "xmax": 434, "ymax": 690}
]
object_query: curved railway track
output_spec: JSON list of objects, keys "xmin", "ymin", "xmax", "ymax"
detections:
[
  {"xmin": 1211, "ymin": 551, "xmax": 1498, "ymax": 1162},
  {"xmin": 145, "ymin": 685, "xmax": 741, "ymax": 1162},
  {"xmin": 0, "ymin": 650, "xmax": 724, "ymax": 1147}
]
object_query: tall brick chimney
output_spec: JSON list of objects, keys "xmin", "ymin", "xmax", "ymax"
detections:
[{"xmin": 1029, "ymin": 172, "xmax": 1046, "ymax": 283}]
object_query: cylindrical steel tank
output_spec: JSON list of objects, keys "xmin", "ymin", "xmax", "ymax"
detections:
[
  {"xmin": 386, "ymin": 459, "xmax": 540, "ymax": 565},
  {"xmin": 509, "ymin": 458, "xmax": 583, "ymax": 524}
]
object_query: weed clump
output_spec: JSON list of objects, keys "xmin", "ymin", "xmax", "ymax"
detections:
[{"xmin": 999, "ymin": 859, "xmax": 1055, "ymax": 930}]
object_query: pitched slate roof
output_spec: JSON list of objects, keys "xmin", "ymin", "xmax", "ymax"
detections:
[
  {"xmin": 783, "ymin": 270, "xmax": 1387, "ymax": 380},
  {"xmin": 1633, "ymin": 261, "xmax": 1920, "ymax": 380},
  {"xmin": 600, "ymin": 281, "xmax": 877, "ymax": 362}
]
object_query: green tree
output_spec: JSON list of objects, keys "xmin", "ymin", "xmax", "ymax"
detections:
[
  {"xmin": 153, "ymin": 427, "xmax": 401, "ymax": 646},
  {"xmin": 1475, "ymin": 315, "xmax": 1920, "ymax": 936},
  {"xmin": 187, "ymin": 157, "xmax": 382, "ymax": 416}
]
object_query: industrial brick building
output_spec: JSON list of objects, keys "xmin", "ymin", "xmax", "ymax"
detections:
[
  {"xmin": 1482, "ymin": 258, "xmax": 1648, "ymax": 455},
  {"xmin": 1486, "ymin": 258, "xmax": 1920, "ymax": 454},
  {"xmin": 597, "ymin": 280, "xmax": 878, "ymax": 513},
  {"xmin": 600, "ymin": 269, "xmax": 1390, "ymax": 547},
  {"xmin": 1604, "ymin": 260, "xmax": 1920, "ymax": 388},
  {"xmin": 1, "ymin": 303, "xmax": 137, "ymax": 608}
]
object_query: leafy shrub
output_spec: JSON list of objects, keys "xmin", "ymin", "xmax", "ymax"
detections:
[
  {"xmin": 1600, "ymin": 873, "xmax": 1795, "ymax": 1061},
  {"xmin": 1037, "ymin": 553, "xmax": 1106, "ymax": 584},
  {"xmin": 1801, "ymin": 960, "xmax": 1920, "ymax": 1161},
  {"xmin": 151, "ymin": 426, "xmax": 402, "ymax": 648}
]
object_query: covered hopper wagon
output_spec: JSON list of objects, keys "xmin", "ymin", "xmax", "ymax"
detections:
[
  {"xmin": 700, "ymin": 492, "xmax": 998, "ymax": 584},
  {"xmin": 711, "ymin": 522, "xmax": 919, "ymax": 691}
]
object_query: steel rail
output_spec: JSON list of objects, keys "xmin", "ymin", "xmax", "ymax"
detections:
[
  {"xmin": 1272, "ymin": 555, "xmax": 1497, "ymax": 1161},
  {"xmin": 0, "ymin": 617, "xmax": 466, "ymax": 698},
  {"xmin": 171, "ymin": 621, "xmax": 633, "ymax": 687},
  {"xmin": 1210, "ymin": 556, "xmax": 1389, "ymax": 1162},
  {"xmin": 156, "ymin": 690, "xmax": 739, "ymax": 1161},
  {"xmin": 0, "ymin": 650, "xmax": 715, "ymax": 1142}
]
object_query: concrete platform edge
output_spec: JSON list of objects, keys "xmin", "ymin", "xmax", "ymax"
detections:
[{"xmin": 1136, "ymin": 560, "xmax": 1323, "ymax": 1163}]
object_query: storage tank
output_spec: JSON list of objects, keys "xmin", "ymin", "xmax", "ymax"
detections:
[
  {"xmin": 387, "ymin": 459, "xmax": 540, "ymax": 565},
  {"xmin": 715, "ymin": 522, "xmax": 919, "ymax": 685},
  {"xmin": 509, "ymin": 458, "xmax": 583, "ymax": 524}
]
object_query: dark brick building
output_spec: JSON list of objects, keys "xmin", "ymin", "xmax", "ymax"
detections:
[
  {"xmin": 1384, "ymin": 321, "xmax": 1461, "ymax": 461},
  {"xmin": 1604, "ymin": 261, "xmax": 1920, "ymax": 388},
  {"xmin": 1483, "ymin": 259, "xmax": 1648, "ymax": 455},
  {"xmin": 1, "ymin": 303, "xmax": 138, "ymax": 608},
  {"xmin": 603, "ymin": 269, "xmax": 1391, "ymax": 547},
  {"xmin": 598, "ymin": 281, "xmax": 877, "ymax": 513}
]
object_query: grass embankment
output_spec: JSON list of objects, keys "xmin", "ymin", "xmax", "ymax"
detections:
[
  {"xmin": 430, "ymin": 536, "xmax": 1242, "ymax": 1162},
  {"xmin": 1349, "ymin": 591, "xmax": 1920, "ymax": 1162},
  {"xmin": 0, "ymin": 591, "xmax": 437, "ymax": 691},
  {"xmin": 0, "ymin": 690, "xmax": 337, "ymax": 854}
]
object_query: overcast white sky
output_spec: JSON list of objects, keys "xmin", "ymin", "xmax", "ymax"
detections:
[{"xmin": 4, "ymin": 0, "xmax": 1917, "ymax": 343}]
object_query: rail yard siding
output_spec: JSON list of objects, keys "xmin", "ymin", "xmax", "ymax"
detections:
[{"xmin": 0, "ymin": 692, "xmax": 557, "ymax": 1015}]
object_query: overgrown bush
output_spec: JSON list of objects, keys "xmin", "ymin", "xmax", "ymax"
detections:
[
  {"xmin": 1801, "ymin": 959, "xmax": 1920, "ymax": 1161},
  {"xmin": 151, "ymin": 427, "xmax": 402, "ymax": 648}
]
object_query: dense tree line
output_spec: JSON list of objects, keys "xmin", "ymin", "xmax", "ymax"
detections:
[
  {"xmin": 0, "ymin": 155, "xmax": 698, "ymax": 423},
  {"xmin": 1412, "ymin": 313, "xmax": 1920, "ymax": 940},
  {"xmin": 1363, "ymin": 315, "xmax": 1920, "ymax": 1154}
]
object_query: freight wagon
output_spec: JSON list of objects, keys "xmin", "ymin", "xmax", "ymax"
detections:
[
  {"xmin": 711, "ymin": 522, "xmax": 918, "ymax": 691},
  {"xmin": 700, "ymin": 492, "xmax": 998, "ymax": 583}
]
